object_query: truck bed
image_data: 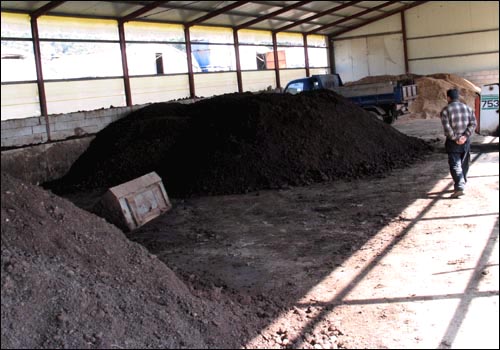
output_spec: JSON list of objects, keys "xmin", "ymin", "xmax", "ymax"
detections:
[
  {"xmin": 332, "ymin": 81, "xmax": 417, "ymax": 104},
  {"xmin": 331, "ymin": 82, "xmax": 395, "ymax": 98}
]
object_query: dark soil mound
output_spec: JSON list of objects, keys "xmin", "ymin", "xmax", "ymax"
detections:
[
  {"xmin": 45, "ymin": 90, "xmax": 432, "ymax": 197},
  {"xmin": 1, "ymin": 172, "xmax": 272, "ymax": 349}
]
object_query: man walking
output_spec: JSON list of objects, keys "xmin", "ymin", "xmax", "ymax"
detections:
[{"xmin": 440, "ymin": 88, "xmax": 477, "ymax": 198}]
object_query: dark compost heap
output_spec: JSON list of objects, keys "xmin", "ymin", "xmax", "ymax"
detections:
[{"xmin": 44, "ymin": 90, "xmax": 432, "ymax": 198}]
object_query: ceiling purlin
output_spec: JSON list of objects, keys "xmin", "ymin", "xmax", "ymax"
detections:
[
  {"xmin": 235, "ymin": 0, "xmax": 313, "ymax": 30},
  {"xmin": 272, "ymin": 0, "xmax": 363, "ymax": 34},
  {"xmin": 119, "ymin": 1, "xmax": 169, "ymax": 23},
  {"xmin": 30, "ymin": 1, "xmax": 66, "ymax": 19},
  {"xmin": 185, "ymin": 1, "xmax": 252, "ymax": 27},
  {"xmin": 330, "ymin": 0, "xmax": 428, "ymax": 37},
  {"xmin": 307, "ymin": 1, "xmax": 395, "ymax": 35}
]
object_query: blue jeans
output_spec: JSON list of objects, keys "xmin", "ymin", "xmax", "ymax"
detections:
[{"xmin": 445, "ymin": 138, "xmax": 471, "ymax": 192}]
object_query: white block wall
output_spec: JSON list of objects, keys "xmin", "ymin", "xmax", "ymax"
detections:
[
  {"xmin": 1, "ymin": 99, "xmax": 201, "ymax": 148},
  {"xmin": 1, "ymin": 105, "xmax": 140, "ymax": 148}
]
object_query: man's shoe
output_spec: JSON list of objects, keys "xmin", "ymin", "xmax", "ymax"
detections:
[{"xmin": 450, "ymin": 190, "xmax": 464, "ymax": 198}]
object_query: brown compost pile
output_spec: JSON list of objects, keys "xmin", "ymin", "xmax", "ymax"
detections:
[
  {"xmin": 409, "ymin": 73, "xmax": 480, "ymax": 118},
  {"xmin": 44, "ymin": 90, "xmax": 432, "ymax": 198}
]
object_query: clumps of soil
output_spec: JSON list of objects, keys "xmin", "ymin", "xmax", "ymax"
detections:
[
  {"xmin": 1, "ymin": 172, "xmax": 275, "ymax": 349},
  {"xmin": 45, "ymin": 90, "xmax": 432, "ymax": 198}
]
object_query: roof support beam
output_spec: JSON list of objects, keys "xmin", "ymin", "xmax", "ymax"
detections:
[
  {"xmin": 119, "ymin": 1, "xmax": 169, "ymax": 23},
  {"xmin": 272, "ymin": 32, "xmax": 281, "ymax": 90},
  {"xmin": 327, "ymin": 36, "xmax": 335, "ymax": 74},
  {"xmin": 307, "ymin": 1, "xmax": 395, "ymax": 35},
  {"xmin": 235, "ymin": 0, "xmax": 313, "ymax": 30},
  {"xmin": 273, "ymin": 1, "xmax": 363, "ymax": 34},
  {"xmin": 186, "ymin": 1, "xmax": 251, "ymax": 27},
  {"xmin": 184, "ymin": 27, "xmax": 196, "ymax": 98},
  {"xmin": 29, "ymin": 1, "xmax": 66, "ymax": 142},
  {"xmin": 331, "ymin": 1, "xmax": 428, "ymax": 37},
  {"xmin": 118, "ymin": 22, "xmax": 132, "ymax": 107},
  {"xmin": 401, "ymin": 10, "xmax": 409, "ymax": 73},
  {"xmin": 30, "ymin": 17, "xmax": 51, "ymax": 140},
  {"xmin": 303, "ymin": 33, "xmax": 310, "ymax": 77},
  {"xmin": 233, "ymin": 30, "xmax": 243, "ymax": 92}
]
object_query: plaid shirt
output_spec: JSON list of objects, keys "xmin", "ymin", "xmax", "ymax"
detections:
[{"xmin": 440, "ymin": 100, "xmax": 477, "ymax": 141}]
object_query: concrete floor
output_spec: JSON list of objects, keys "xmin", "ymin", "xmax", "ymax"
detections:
[
  {"xmin": 392, "ymin": 116, "xmax": 499, "ymax": 148},
  {"xmin": 392, "ymin": 116, "xmax": 499, "ymax": 349}
]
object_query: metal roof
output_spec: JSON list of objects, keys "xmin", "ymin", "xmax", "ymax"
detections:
[{"xmin": 1, "ymin": 1, "xmax": 426, "ymax": 37}]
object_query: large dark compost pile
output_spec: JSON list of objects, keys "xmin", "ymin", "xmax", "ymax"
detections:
[
  {"xmin": 45, "ymin": 90, "xmax": 432, "ymax": 198},
  {"xmin": 1, "ymin": 172, "xmax": 272, "ymax": 349}
]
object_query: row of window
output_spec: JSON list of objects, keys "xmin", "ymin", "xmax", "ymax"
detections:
[{"xmin": 1, "ymin": 13, "xmax": 329, "ymax": 82}]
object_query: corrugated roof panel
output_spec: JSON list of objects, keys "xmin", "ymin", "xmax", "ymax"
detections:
[
  {"xmin": 139, "ymin": 8, "xmax": 207, "ymax": 23},
  {"xmin": 0, "ymin": 1, "xmax": 425, "ymax": 36},
  {"xmin": 0, "ymin": 0, "xmax": 49, "ymax": 13},
  {"xmin": 54, "ymin": 1, "xmax": 146, "ymax": 19}
]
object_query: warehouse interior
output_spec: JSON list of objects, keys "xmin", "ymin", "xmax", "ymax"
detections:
[{"xmin": 1, "ymin": 1, "xmax": 499, "ymax": 349}]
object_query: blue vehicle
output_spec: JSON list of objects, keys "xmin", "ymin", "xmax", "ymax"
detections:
[{"xmin": 284, "ymin": 74, "xmax": 418, "ymax": 124}]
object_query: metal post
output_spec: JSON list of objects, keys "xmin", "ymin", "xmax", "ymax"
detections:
[
  {"xmin": 272, "ymin": 32, "xmax": 281, "ymax": 90},
  {"xmin": 401, "ymin": 11, "xmax": 409, "ymax": 73},
  {"xmin": 118, "ymin": 21, "xmax": 132, "ymax": 106},
  {"xmin": 30, "ymin": 16, "xmax": 51, "ymax": 141},
  {"xmin": 303, "ymin": 33, "xmax": 310, "ymax": 77},
  {"xmin": 184, "ymin": 26, "xmax": 196, "ymax": 98},
  {"xmin": 327, "ymin": 36, "xmax": 335, "ymax": 74},
  {"xmin": 233, "ymin": 30, "xmax": 243, "ymax": 92}
]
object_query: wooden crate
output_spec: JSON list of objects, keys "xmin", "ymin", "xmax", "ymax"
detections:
[{"xmin": 94, "ymin": 172, "xmax": 171, "ymax": 232}]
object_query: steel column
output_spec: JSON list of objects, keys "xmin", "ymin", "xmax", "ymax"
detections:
[
  {"xmin": 272, "ymin": 32, "xmax": 280, "ymax": 90},
  {"xmin": 401, "ymin": 11, "xmax": 409, "ymax": 73},
  {"xmin": 233, "ymin": 30, "xmax": 243, "ymax": 93},
  {"xmin": 118, "ymin": 22, "xmax": 132, "ymax": 106},
  {"xmin": 184, "ymin": 26, "xmax": 196, "ymax": 98},
  {"xmin": 30, "ymin": 17, "xmax": 50, "ymax": 140},
  {"xmin": 303, "ymin": 34, "xmax": 310, "ymax": 77}
]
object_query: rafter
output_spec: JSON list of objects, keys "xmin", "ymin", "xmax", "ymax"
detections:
[
  {"xmin": 330, "ymin": 1, "xmax": 428, "ymax": 37},
  {"xmin": 119, "ymin": 1, "xmax": 169, "ymax": 23},
  {"xmin": 273, "ymin": 0, "xmax": 363, "ymax": 34},
  {"xmin": 185, "ymin": 1, "xmax": 251, "ymax": 27},
  {"xmin": 235, "ymin": 0, "xmax": 312, "ymax": 30},
  {"xmin": 307, "ymin": 1, "xmax": 395, "ymax": 35}
]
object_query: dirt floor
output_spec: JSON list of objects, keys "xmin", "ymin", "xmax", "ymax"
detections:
[
  {"xmin": 2, "ymin": 94, "xmax": 499, "ymax": 348},
  {"xmin": 128, "ymin": 121, "xmax": 499, "ymax": 349}
]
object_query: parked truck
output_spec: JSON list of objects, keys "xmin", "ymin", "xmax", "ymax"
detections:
[{"xmin": 284, "ymin": 74, "xmax": 418, "ymax": 124}]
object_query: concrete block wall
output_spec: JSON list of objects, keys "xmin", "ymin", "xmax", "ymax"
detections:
[
  {"xmin": 1, "ymin": 105, "xmax": 142, "ymax": 149},
  {"xmin": 458, "ymin": 70, "xmax": 499, "ymax": 88},
  {"xmin": 1, "ymin": 137, "xmax": 95, "ymax": 185},
  {"xmin": 48, "ymin": 110, "xmax": 123, "ymax": 141},
  {"xmin": 1, "ymin": 116, "xmax": 48, "ymax": 148},
  {"xmin": 1, "ymin": 98, "xmax": 201, "ymax": 149}
]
